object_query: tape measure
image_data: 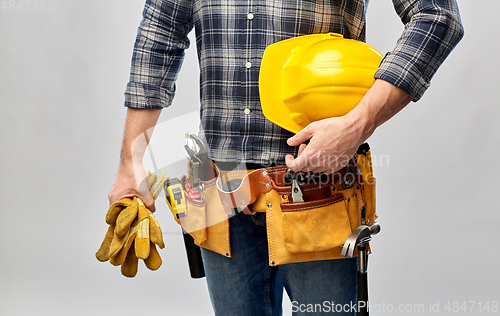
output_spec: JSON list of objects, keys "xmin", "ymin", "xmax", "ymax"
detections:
[{"xmin": 164, "ymin": 178, "xmax": 187, "ymax": 219}]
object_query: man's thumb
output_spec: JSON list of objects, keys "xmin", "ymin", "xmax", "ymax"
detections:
[
  {"xmin": 287, "ymin": 126, "xmax": 313, "ymax": 146},
  {"xmin": 141, "ymin": 195, "xmax": 156, "ymax": 213}
]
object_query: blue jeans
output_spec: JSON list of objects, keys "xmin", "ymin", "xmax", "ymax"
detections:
[{"xmin": 200, "ymin": 212, "xmax": 358, "ymax": 316}]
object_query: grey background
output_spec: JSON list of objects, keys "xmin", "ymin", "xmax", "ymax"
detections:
[{"xmin": 0, "ymin": 0, "xmax": 498, "ymax": 315}]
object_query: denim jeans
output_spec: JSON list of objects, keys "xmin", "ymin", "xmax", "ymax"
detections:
[{"xmin": 200, "ymin": 212, "xmax": 358, "ymax": 316}]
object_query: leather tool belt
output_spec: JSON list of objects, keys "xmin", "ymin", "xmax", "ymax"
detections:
[{"xmin": 169, "ymin": 145, "xmax": 377, "ymax": 266}]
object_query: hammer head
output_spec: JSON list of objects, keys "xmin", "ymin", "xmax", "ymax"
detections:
[
  {"xmin": 340, "ymin": 222, "xmax": 381, "ymax": 258},
  {"xmin": 368, "ymin": 221, "xmax": 381, "ymax": 235}
]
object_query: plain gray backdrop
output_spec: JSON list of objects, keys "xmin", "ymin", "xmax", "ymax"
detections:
[{"xmin": 1, "ymin": 0, "xmax": 498, "ymax": 315}]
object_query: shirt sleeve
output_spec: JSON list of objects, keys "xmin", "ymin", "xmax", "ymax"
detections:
[
  {"xmin": 124, "ymin": 0, "xmax": 194, "ymax": 109},
  {"xmin": 374, "ymin": 0, "xmax": 464, "ymax": 101}
]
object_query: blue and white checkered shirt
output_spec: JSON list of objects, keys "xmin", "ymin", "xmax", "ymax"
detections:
[{"xmin": 125, "ymin": 0, "xmax": 464, "ymax": 164}]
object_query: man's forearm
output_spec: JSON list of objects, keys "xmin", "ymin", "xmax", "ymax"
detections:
[
  {"xmin": 120, "ymin": 108, "xmax": 162, "ymax": 166},
  {"xmin": 347, "ymin": 78, "xmax": 413, "ymax": 143},
  {"xmin": 108, "ymin": 108, "xmax": 162, "ymax": 210}
]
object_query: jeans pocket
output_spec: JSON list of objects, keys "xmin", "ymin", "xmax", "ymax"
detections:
[{"xmin": 280, "ymin": 194, "xmax": 352, "ymax": 253}]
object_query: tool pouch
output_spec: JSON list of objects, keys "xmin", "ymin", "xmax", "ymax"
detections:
[
  {"xmin": 169, "ymin": 146, "xmax": 377, "ymax": 265},
  {"xmin": 170, "ymin": 168, "xmax": 232, "ymax": 258},
  {"xmin": 280, "ymin": 193, "xmax": 352, "ymax": 253},
  {"xmin": 264, "ymin": 181, "xmax": 367, "ymax": 266},
  {"xmin": 215, "ymin": 148, "xmax": 377, "ymax": 266},
  {"xmin": 357, "ymin": 150, "xmax": 377, "ymax": 223}
]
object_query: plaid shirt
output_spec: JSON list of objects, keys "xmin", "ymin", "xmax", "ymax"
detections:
[{"xmin": 125, "ymin": 0, "xmax": 463, "ymax": 164}]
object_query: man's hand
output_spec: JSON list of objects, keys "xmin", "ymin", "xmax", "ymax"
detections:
[
  {"xmin": 108, "ymin": 162, "xmax": 155, "ymax": 212},
  {"xmin": 285, "ymin": 115, "xmax": 366, "ymax": 174},
  {"xmin": 285, "ymin": 79, "xmax": 412, "ymax": 174},
  {"xmin": 108, "ymin": 108, "xmax": 162, "ymax": 212}
]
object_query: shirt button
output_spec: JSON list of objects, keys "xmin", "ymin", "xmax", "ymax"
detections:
[
  {"xmin": 247, "ymin": 13, "xmax": 254, "ymax": 20},
  {"xmin": 245, "ymin": 62, "xmax": 252, "ymax": 69},
  {"xmin": 244, "ymin": 108, "xmax": 251, "ymax": 115}
]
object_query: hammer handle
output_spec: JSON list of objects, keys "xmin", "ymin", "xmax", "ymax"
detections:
[
  {"xmin": 358, "ymin": 270, "xmax": 369, "ymax": 316},
  {"xmin": 182, "ymin": 229, "xmax": 206, "ymax": 278}
]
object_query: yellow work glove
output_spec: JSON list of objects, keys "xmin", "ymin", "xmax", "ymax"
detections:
[
  {"xmin": 135, "ymin": 211, "xmax": 165, "ymax": 273},
  {"xmin": 148, "ymin": 169, "xmax": 166, "ymax": 200},
  {"xmin": 135, "ymin": 199, "xmax": 151, "ymax": 259},
  {"xmin": 95, "ymin": 223, "xmax": 115, "ymax": 262},
  {"xmin": 109, "ymin": 218, "xmax": 138, "ymax": 266},
  {"xmin": 119, "ymin": 221, "xmax": 163, "ymax": 277},
  {"xmin": 115, "ymin": 200, "xmax": 165, "ymax": 277},
  {"xmin": 96, "ymin": 170, "xmax": 166, "ymax": 277},
  {"xmin": 96, "ymin": 197, "xmax": 137, "ymax": 262},
  {"xmin": 105, "ymin": 196, "xmax": 137, "ymax": 226}
]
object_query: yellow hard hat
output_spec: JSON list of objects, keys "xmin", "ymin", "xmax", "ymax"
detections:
[{"xmin": 259, "ymin": 33, "xmax": 383, "ymax": 133}]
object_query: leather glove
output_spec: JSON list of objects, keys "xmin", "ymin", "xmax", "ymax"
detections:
[
  {"xmin": 133, "ymin": 198, "xmax": 165, "ymax": 269},
  {"xmin": 114, "ymin": 199, "xmax": 165, "ymax": 277},
  {"xmin": 109, "ymin": 218, "xmax": 138, "ymax": 266},
  {"xmin": 95, "ymin": 223, "xmax": 115, "ymax": 262},
  {"xmin": 95, "ymin": 197, "xmax": 137, "ymax": 263},
  {"xmin": 135, "ymin": 199, "xmax": 151, "ymax": 259},
  {"xmin": 142, "ymin": 204, "xmax": 166, "ymax": 271},
  {"xmin": 96, "ymin": 170, "xmax": 166, "ymax": 277},
  {"xmin": 119, "ymin": 222, "xmax": 164, "ymax": 277}
]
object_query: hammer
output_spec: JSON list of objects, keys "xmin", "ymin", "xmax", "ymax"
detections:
[{"xmin": 341, "ymin": 221, "xmax": 381, "ymax": 316}]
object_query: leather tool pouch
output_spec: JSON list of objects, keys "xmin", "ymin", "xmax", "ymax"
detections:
[
  {"xmin": 170, "ymin": 148, "xmax": 377, "ymax": 265},
  {"xmin": 265, "ymin": 180, "xmax": 368, "ymax": 266},
  {"xmin": 170, "ymin": 164, "xmax": 232, "ymax": 258},
  {"xmin": 280, "ymin": 194, "xmax": 352, "ymax": 253}
]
